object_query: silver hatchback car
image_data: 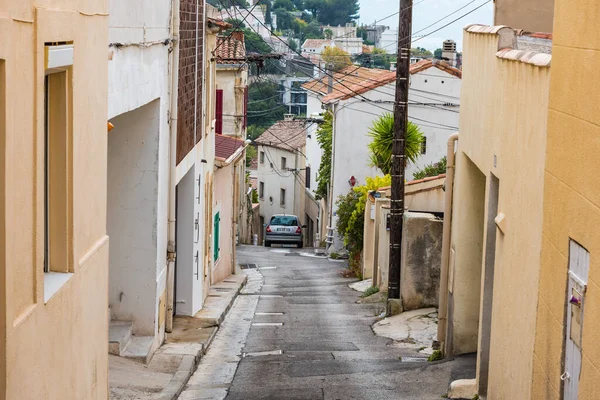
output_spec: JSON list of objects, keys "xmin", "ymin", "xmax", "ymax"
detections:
[{"xmin": 265, "ymin": 215, "xmax": 306, "ymax": 248}]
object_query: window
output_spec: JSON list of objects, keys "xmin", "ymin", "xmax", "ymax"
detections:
[
  {"xmin": 281, "ymin": 157, "xmax": 287, "ymax": 171},
  {"xmin": 421, "ymin": 137, "xmax": 427, "ymax": 155},
  {"xmin": 215, "ymin": 89, "xmax": 223, "ymax": 135},
  {"xmin": 305, "ymin": 166, "xmax": 311, "ymax": 189},
  {"xmin": 44, "ymin": 70, "xmax": 71, "ymax": 275},
  {"xmin": 259, "ymin": 181, "xmax": 265, "ymax": 199},
  {"xmin": 280, "ymin": 188, "xmax": 286, "ymax": 206},
  {"xmin": 260, "ymin": 151, "xmax": 265, "ymax": 164}
]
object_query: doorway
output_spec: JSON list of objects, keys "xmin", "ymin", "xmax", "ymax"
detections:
[
  {"xmin": 563, "ymin": 240, "xmax": 589, "ymax": 399},
  {"xmin": 175, "ymin": 167, "xmax": 202, "ymax": 316}
]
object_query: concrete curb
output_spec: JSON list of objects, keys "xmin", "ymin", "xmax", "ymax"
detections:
[
  {"xmin": 156, "ymin": 274, "xmax": 248, "ymax": 399},
  {"xmin": 156, "ymin": 355, "xmax": 198, "ymax": 400}
]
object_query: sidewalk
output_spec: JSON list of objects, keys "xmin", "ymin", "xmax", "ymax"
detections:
[{"xmin": 109, "ymin": 274, "xmax": 247, "ymax": 400}]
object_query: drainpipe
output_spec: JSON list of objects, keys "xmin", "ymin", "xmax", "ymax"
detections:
[
  {"xmin": 438, "ymin": 132, "xmax": 459, "ymax": 352},
  {"xmin": 166, "ymin": 0, "xmax": 180, "ymax": 333},
  {"xmin": 326, "ymin": 102, "xmax": 337, "ymax": 250}
]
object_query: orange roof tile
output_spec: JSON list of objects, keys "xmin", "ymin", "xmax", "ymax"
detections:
[
  {"xmin": 302, "ymin": 66, "xmax": 396, "ymax": 104},
  {"xmin": 215, "ymin": 135, "xmax": 246, "ymax": 161},
  {"xmin": 302, "ymin": 62, "xmax": 461, "ymax": 104},
  {"xmin": 255, "ymin": 119, "xmax": 307, "ymax": 152},
  {"xmin": 302, "ymin": 39, "xmax": 334, "ymax": 49},
  {"xmin": 215, "ymin": 31, "xmax": 246, "ymax": 64}
]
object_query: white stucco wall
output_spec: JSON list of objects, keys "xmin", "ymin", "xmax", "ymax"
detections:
[
  {"xmin": 216, "ymin": 66, "xmax": 248, "ymax": 137},
  {"xmin": 329, "ymin": 88, "xmax": 392, "ymax": 250},
  {"xmin": 107, "ymin": 0, "xmax": 172, "ymax": 338},
  {"xmin": 306, "ymin": 93, "xmax": 324, "ymax": 198},
  {"xmin": 406, "ymin": 68, "xmax": 461, "ymax": 179},
  {"xmin": 107, "ymin": 101, "xmax": 161, "ymax": 336},
  {"xmin": 258, "ymin": 145, "xmax": 300, "ymax": 224}
]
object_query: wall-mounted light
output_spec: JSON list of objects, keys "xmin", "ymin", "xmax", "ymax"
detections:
[{"xmin": 108, "ymin": 122, "xmax": 115, "ymax": 132}]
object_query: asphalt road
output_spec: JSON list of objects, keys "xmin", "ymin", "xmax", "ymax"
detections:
[{"xmin": 182, "ymin": 245, "xmax": 475, "ymax": 400}]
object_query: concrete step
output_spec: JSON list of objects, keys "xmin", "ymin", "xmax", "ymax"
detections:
[
  {"xmin": 121, "ymin": 335, "xmax": 155, "ymax": 364},
  {"xmin": 108, "ymin": 321, "xmax": 132, "ymax": 356}
]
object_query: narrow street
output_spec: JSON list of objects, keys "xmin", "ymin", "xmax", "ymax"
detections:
[{"xmin": 180, "ymin": 246, "xmax": 475, "ymax": 400}]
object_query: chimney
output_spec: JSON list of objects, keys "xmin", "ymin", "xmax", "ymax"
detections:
[
  {"xmin": 284, "ymin": 114, "xmax": 294, "ymax": 121},
  {"xmin": 231, "ymin": 30, "xmax": 245, "ymax": 43},
  {"xmin": 441, "ymin": 39, "xmax": 457, "ymax": 67}
]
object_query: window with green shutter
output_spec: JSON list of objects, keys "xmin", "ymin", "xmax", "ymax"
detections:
[{"xmin": 214, "ymin": 212, "xmax": 220, "ymax": 261}]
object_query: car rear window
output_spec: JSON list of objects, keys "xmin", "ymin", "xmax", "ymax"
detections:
[{"xmin": 270, "ymin": 216, "xmax": 298, "ymax": 226}]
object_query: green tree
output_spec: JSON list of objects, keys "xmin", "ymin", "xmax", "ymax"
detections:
[
  {"xmin": 301, "ymin": 19, "xmax": 323, "ymax": 40},
  {"xmin": 247, "ymin": 81, "xmax": 287, "ymax": 129},
  {"xmin": 335, "ymin": 175, "xmax": 391, "ymax": 276},
  {"xmin": 288, "ymin": 37, "xmax": 299, "ymax": 52},
  {"xmin": 434, "ymin": 48, "xmax": 442, "ymax": 59},
  {"xmin": 303, "ymin": 0, "xmax": 359, "ymax": 25},
  {"xmin": 411, "ymin": 47, "xmax": 433, "ymax": 58},
  {"xmin": 273, "ymin": 0, "xmax": 294, "ymax": 10},
  {"xmin": 372, "ymin": 47, "xmax": 394, "ymax": 70},
  {"xmin": 367, "ymin": 113, "xmax": 424, "ymax": 175},
  {"xmin": 315, "ymin": 111, "xmax": 332, "ymax": 201},
  {"xmin": 322, "ymin": 47, "xmax": 352, "ymax": 71},
  {"xmin": 245, "ymin": 145, "xmax": 258, "ymax": 168},
  {"xmin": 412, "ymin": 157, "xmax": 447, "ymax": 180}
]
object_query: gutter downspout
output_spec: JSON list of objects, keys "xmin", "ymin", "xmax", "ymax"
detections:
[
  {"xmin": 166, "ymin": 0, "xmax": 180, "ymax": 333},
  {"xmin": 438, "ymin": 132, "xmax": 459, "ymax": 353},
  {"xmin": 326, "ymin": 102, "xmax": 336, "ymax": 250}
]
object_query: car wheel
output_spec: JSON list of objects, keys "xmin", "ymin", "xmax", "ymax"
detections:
[{"xmin": 265, "ymin": 241, "xmax": 271, "ymax": 247}]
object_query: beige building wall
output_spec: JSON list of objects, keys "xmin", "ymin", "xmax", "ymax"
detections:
[
  {"xmin": 448, "ymin": 26, "xmax": 551, "ymax": 398},
  {"xmin": 0, "ymin": 1, "xmax": 108, "ymax": 399},
  {"xmin": 494, "ymin": 0, "xmax": 555, "ymax": 33},
  {"xmin": 532, "ymin": 0, "xmax": 600, "ymax": 398}
]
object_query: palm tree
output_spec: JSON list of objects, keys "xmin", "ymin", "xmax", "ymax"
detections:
[{"xmin": 367, "ymin": 113, "xmax": 424, "ymax": 175}]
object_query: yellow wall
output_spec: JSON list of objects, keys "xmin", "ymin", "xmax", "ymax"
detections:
[
  {"xmin": 494, "ymin": 0, "xmax": 555, "ymax": 33},
  {"xmin": 450, "ymin": 27, "xmax": 551, "ymax": 398},
  {"xmin": 533, "ymin": 1, "xmax": 600, "ymax": 398},
  {"xmin": 0, "ymin": 1, "xmax": 108, "ymax": 399}
]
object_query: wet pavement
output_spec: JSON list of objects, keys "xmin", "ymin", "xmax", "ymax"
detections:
[{"xmin": 179, "ymin": 245, "xmax": 475, "ymax": 400}]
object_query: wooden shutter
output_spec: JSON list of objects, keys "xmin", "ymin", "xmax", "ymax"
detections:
[
  {"xmin": 215, "ymin": 89, "xmax": 223, "ymax": 135},
  {"xmin": 213, "ymin": 212, "xmax": 220, "ymax": 261},
  {"xmin": 305, "ymin": 166, "xmax": 311, "ymax": 189},
  {"xmin": 243, "ymin": 86, "xmax": 248, "ymax": 130}
]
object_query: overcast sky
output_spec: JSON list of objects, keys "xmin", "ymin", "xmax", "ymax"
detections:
[{"xmin": 357, "ymin": 0, "xmax": 494, "ymax": 51}]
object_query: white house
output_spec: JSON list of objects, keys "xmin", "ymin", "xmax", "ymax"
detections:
[
  {"xmin": 303, "ymin": 61, "xmax": 461, "ymax": 251},
  {"xmin": 323, "ymin": 24, "xmax": 364, "ymax": 55},
  {"xmin": 255, "ymin": 116, "xmax": 317, "ymax": 246},
  {"xmin": 405, "ymin": 60, "xmax": 462, "ymax": 178},
  {"xmin": 220, "ymin": 5, "xmax": 272, "ymax": 40},
  {"xmin": 301, "ymin": 39, "xmax": 335, "ymax": 60},
  {"xmin": 107, "ymin": 0, "xmax": 173, "ymax": 361}
]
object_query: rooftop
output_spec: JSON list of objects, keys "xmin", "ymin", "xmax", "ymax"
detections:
[
  {"xmin": 301, "ymin": 39, "xmax": 334, "ymax": 49},
  {"xmin": 464, "ymin": 24, "xmax": 552, "ymax": 67},
  {"xmin": 215, "ymin": 31, "xmax": 246, "ymax": 64},
  {"xmin": 215, "ymin": 135, "xmax": 246, "ymax": 162},
  {"xmin": 303, "ymin": 61, "xmax": 461, "ymax": 104},
  {"xmin": 254, "ymin": 119, "xmax": 307, "ymax": 152},
  {"xmin": 302, "ymin": 66, "xmax": 396, "ymax": 103}
]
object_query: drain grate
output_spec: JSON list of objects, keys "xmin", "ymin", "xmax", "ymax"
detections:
[
  {"xmin": 285, "ymin": 253, "xmax": 301, "ymax": 257},
  {"xmin": 240, "ymin": 263, "xmax": 258, "ymax": 269}
]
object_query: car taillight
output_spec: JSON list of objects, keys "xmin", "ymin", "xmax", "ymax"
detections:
[
  {"xmin": 296, "ymin": 226, "xmax": 302, "ymax": 234},
  {"xmin": 266, "ymin": 225, "xmax": 272, "ymax": 233}
]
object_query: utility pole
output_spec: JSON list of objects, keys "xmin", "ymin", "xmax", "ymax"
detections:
[{"xmin": 388, "ymin": 0, "xmax": 413, "ymax": 314}]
